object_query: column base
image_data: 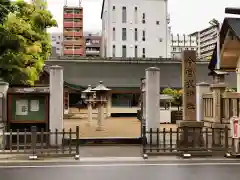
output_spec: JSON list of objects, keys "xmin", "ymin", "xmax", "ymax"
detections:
[
  {"xmin": 177, "ymin": 121, "xmax": 204, "ymax": 150},
  {"xmin": 96, "ymin": 126, "xmax": 104, "ymax": 131}
]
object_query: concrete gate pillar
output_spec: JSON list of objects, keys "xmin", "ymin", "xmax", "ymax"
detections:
[
  {"xmin": 0, "ymin": 79, "xmax": 9, "ymax": 149},
  {"xmin": 145, "ymin": 67, "xmax": 160, "ymax": 142},
  {"xmin": 49, "ymin": 65, "xmax": 64, "ymax": 144}
]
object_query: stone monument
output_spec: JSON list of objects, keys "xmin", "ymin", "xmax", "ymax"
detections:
[{"xmin": 178, "ymin": 50, "xmax": 204, "ymax": 148}]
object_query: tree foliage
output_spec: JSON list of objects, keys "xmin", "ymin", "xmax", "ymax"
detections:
[
  {"xmin": 162, "ymin": 87, "xmax": 183, "ymax": 109},
  {"xmin": 0, "ymin": 0, "xmax": 57, "ymax": 85}
]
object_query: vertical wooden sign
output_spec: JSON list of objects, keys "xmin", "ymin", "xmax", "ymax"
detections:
[{"xmin": 182, "ymin": 50, "xmax": 197, "ymax": 121}]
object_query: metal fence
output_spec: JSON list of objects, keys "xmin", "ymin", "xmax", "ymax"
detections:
[
  {"xmin": 142, "ymin": 126, "xmax": 234, "ymax": 156},
  {"xmin": 0, "ymin": 126, "xmax": 80, "ymax": 159}
]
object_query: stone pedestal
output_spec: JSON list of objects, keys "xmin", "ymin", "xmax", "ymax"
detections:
[
  {"xmin": 145, "ymin": 67, "xmax": 160, "ymax": 142},
  {"xmin": 178, "ymin": 121, "xmax": 204, "ymax": 149},
  {"xmin": 49, "ymin": 66, "xmax": 64, "ymax": 145},
  {"xmin": 96, "ymin": 103, "xmax": 104, "ymax": 131},
  {"xmin": 196, "ymin": 82, "xmax": 210, "ymax": 122},
  {"xmin": 211, "ymin": 123, "xmax": 225, "ymax": 148},
  {"xmin": 87, "ymin": 102, "xmax": 93, "ymax": 126}
]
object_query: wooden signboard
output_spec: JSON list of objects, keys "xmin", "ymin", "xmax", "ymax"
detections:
[{"xmin": 182, "ymin": 50, "xmax": 197, "ymax": 121}]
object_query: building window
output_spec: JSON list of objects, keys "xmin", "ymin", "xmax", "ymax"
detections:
[
  {"xmin": 113, "ymin": 27, "xmax": 116, "ymax": 41},
  {"xmin": 122, "ymin": 7, "xmax": 127, "ymax": 23},
  {"xmin": 112, "ymin": 45, "xmax": 116, "ymax": 57},
  {"xmin": 173, "ymin": 47, "xmax": 176, "ymax": 51},
  {"xmin": 191, "ymin": 48, "xmax": 195, "ymax": 50},
  {"xmin": 142, "ymin": 30, "xmax": 145, "ymax": 41},
  {"xmin": 134, "ymin": 7, "xmax": 138, "ymax": 24},
  {"xmin": 122, "ymin": 45, "xmax": 127, "ymax": 57},
  {"xmin": 134, "ymin": 28, "xmax": 138, "ymax": 41},
  {"xmin": 142, "ymin": 13, "xmax": 145, "ymax": 24},
  {"xmin": 134, "ymin": 45, "xmax": 138, "ymax": 57},
  {"xmin": 156, "ymin": 21, "xmax": 160, "ymax": 25},
  {"xmin": 122, "ymin": 28, "xmax": 127, "ymax": 41},
  {"xmin": 112, "ymin": 6, "xmax": 116, "ymax": 23},
  {"xmin": 142, "ymin": 48, "xmax": 145, "ymax": 58}
]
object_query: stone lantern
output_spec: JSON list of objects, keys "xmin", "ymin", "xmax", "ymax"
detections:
[
  {"xmin": 92, "ymin": 81, "xmax": 111, "ymax": 131},
  {"xmin": 81, "ymin": 85, "xmax": 96, "ymax": 126}
]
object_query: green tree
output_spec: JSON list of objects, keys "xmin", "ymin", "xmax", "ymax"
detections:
[
  {"xmin": 0, "ymin": 0, "xmax": 57, "ymax": 85},
  {"xmin": 162, "ymin": 87, "xmax": 183, "ymax": 110}
]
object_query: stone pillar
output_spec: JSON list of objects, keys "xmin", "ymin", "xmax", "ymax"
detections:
[
  {"xmin": 106, "ymin": 94, "xmax": 111, "ymax": 117},
  {"xmin": 210, "ymin": 82, "xmax": 226, "ymax": 147},
  {"xmin": 196, "ymin": 82, "xmax": 210, "ymax": 122},
  {"xmin": 210, "ymin": 83, "xmax": 226, "ymax": 124},
  {"xmin": 178, "ymin": 50, "xmax": 204, "ymax": 149},
  {"xmin": 49, "ymin": 66, "xmax": 64, "ymax": 144},
  {"xmin": 145, "ymin": 67, "xmax": 160, "ymax": 141},
  {"xmin": 0, "ymin": 79, "xmax": 9, "ymax": 149},
  {"xmin": 96, "ymin": 103, "xmax": 104, "ymax": 131},
  {"xmin": 87, "ymin": 101, "xmax": 93, "ymax": 126}
]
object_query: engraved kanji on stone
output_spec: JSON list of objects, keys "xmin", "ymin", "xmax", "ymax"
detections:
[
  {"xmin": 185, "ymin": 80, "xmax": 195, "ymax": 88},
  {"xmin": 186, "ymin": 90, "xmax": 195, "ymax": 96},
  {"xmin": 186, "ymin": 57, "xmax": 196, "ymax": 66},
  {"xmin": 186, "ymin": 103, "xmax": 195, "ymax": 110},
  {"xmin": 185, "ymin": 68, "xmax": 195, "ymax": 78}
]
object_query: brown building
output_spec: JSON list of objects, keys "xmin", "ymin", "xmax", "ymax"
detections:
[
  {"xmin": 84, "ymin": 34, "xmax": 101, "ymax": 57},
  {"xmin": 63, "ymin": 6, "xmax": 85, "ymax": 56}
]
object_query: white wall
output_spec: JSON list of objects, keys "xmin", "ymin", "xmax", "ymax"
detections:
[
  {"xmin": 51, "ymin": 32, "xmax": 63, "ymax": 55},
  {"xmin": 102, "ymin": 0, "xmax": 169, "ymax": 58},
  {"xmin": 171, "ymin": 34, "xmax": 197, "ymax": 59}
]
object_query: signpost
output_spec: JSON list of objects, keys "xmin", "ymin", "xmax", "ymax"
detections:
[{"xmin": 230, "ymin": 116, "xmax": 240, "ymax": 154}]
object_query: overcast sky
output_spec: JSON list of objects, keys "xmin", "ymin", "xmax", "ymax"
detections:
[{"xmin": 46, "ymin": 0, "xmax": 240, "ymax": 34}]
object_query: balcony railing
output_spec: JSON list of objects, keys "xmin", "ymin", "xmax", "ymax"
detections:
[
  {"xmin": 63, "ymin": 31, "xmax": 83, "ymax": 37},
  {"xmin": 63, "ymin": 40, "xmax": 84, "ymax": 45},
  {"xmin": 64, "ymin": 22, "xmax": 82, "ymax": 28},
  {"xmin": 64, "ymin": 49, "xmax": 84, "ymax": 55},
  {"xmin": 64, "ymin": 13, "xmax": 83, "ymax": 19}
]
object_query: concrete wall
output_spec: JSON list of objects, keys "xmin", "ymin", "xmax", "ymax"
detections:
[{"xmin": 46, "ymin": 61, "xmax": 237, "ymax": 89}]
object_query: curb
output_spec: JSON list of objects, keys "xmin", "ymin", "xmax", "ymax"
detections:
[{"xmin": 0, "ymin": 156, "xmax": 238, "ymax": 164}]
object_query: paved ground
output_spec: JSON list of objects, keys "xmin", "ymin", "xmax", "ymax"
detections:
[
  {"xmin": 1, "ymin": 160, "xmax": 240, "ymax": 180},
  {"xmin": 64, "ymin": 117, "xmax": 177, "ymax": 138}
]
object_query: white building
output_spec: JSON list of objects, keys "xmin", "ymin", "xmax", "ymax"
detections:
[
  {"xmin": 50, "ymin": 33, "xmax": 63, "ymax": 55},
  {"xmin": 171, "ymin": 34, "xmax": 197, "ymax": 59},
  {"xmin": 101, "ymin": 0, "xmax": 171, "ymax": 58},
  {"xmin": 190, "ymin": 25, "xmax": 218, "ymax": 60}
]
